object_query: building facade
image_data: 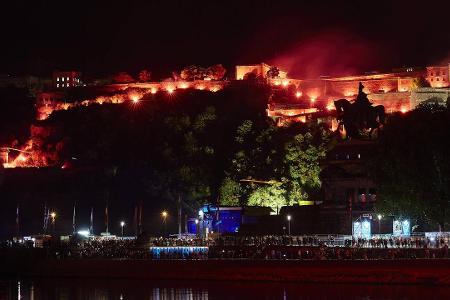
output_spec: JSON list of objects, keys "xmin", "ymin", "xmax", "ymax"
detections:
[
  {"xmin": 53, "ymin": 71, "xmax": 82, "ymax": 89},
  {"xmin": 426, "ymin": 64, "xmax": 450, "ymax": 88}
]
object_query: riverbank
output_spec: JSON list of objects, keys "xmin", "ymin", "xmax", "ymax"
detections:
[{"xmin": 3, "ymin": 257, "xmax": 450, "ymax": 285}]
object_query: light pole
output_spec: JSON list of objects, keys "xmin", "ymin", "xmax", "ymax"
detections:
[
  {"xmin": 120, "ymin": 221, "xmax": 125, "ymax": 237},
  {"xmin": 161, "ymin": 210, "xmax": 168, "ymax": 236},
  {"xmin": 50, "ymin": 212, "xmax": 57, "ymax": 234},
  {"xmin": 377, "ymin": 214, "xmax": 382, "ymax": 235},
  {"xmin": 287, "ymin": 215, "xmax": 292, "ymax": 236},
  {"xmin": 195, "ymin": 219, "xmax": 199, "ymax": 237}
]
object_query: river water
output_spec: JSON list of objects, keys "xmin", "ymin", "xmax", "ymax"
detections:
[{"xmin": 1, "ymin": 278, "xmax": 450, "ymax": 300}]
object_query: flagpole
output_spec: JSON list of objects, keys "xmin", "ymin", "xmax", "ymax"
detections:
[
  {"xmin": 90, "ymin": 207, "xmax": 94, "ymax": 235},
  {"xmin": 138, "ymin": 200, "xmax": 143, "ymax": 235},
  {"xmin": 178, "ymin": 195, "xmax": 182, "ymax": 239},
  {"xmin": 105, "ymin": 201, "xmax": 109, "ymax": 235},
  {"xmin": 72, "ymin": 202, "xmax": 76, "ymax": 235},
  {"xmin": 16, "ymin": 203, "xmax": 20, "ymax": 240},
  {"xmin": 134, "ymin": 205, "xmax": 138, "ymax": 237}
]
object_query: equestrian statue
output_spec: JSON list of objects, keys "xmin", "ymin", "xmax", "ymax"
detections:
[{"xmin": 334, "ymin": 82, "xmax": 385, "ymax": 139}]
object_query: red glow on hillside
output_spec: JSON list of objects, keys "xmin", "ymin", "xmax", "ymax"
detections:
[{"xmin": 269, "ymin": 31, "xmax": 380, "ymax": 79}]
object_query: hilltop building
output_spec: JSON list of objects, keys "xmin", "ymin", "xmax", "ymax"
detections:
[
  {"xmin": 53, "ymin": 71, "xmax": 82, "ymax": 89},
  {"xmin": 235, "ymin": 63, "xmax": 287, "ymax": 80},
  {"xmin": 426, "ymin": 65, "xmax": 450, "ymax": 88}
]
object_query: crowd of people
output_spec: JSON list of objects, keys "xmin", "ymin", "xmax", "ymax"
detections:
[
  {"xmin": 149, "ymin": 237, "xmax": 207, "ymax": 247},
  {"xmin": 74, "ymin": 238, "xmax": 144, "ymax": 259},
  {"xmin": 209, "ymin": 244, "xmax": 450, "ymax": 260},
  {"xmin": 2, "ymin": 234, "xmax": 450, "ymax": 260},
  {"xmin": 207, "ymin": 235, "xmax": 450, "ymax": 249}
]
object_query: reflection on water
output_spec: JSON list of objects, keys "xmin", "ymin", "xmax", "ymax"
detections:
[{"xmin": 1, "ymin": 277, "xmax": 450, "ymax": 300}]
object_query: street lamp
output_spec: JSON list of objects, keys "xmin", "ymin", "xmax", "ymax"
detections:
[
  {"xmin": 161, "ymin": 210, "xmax": 168, "ymax": 236},
  {"xmin": 377, "ymin": 214, "xmax": 382, "ymax": 234},
  {"xmin": 50, "ymin": 212, "xmax": 57, "ymax": 233},
  {"xmin": 195, "ymin": 219, "xmax": 199, "ymax": 237},
  {"xmin": 120, "ymin": 221, "xmax": 125, "ymax": 237},
  {"xmin": 287, "ymin": 215, "xmax": 292, "ymax": 236}
]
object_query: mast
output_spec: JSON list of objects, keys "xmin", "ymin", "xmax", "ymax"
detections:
[
  {"xmin": 72, "ymin": 202, "xmax": 76, "ymax": 234},
  {"xmin": 134, "ymin": 205, "xmax": 138, "ymax": 236},
  {"xmin": 105, "ymin": 201, "xmax": 109, "ymax": 234},
  {"xmin": 89, "ymin": 207, "xmax": 94, "ymax": 235},
  {"xmin": 15, "ymin": 203, "xmax": 20, "ymax": 240},
  {"xmin": 178, "ymin": 195, "xmax": 182, "ymax": 239},
  {"xmin": 138, "ymin": 199, "xmax": 143, "ymax": 235}
]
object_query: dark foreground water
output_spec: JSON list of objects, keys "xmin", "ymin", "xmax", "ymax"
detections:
[{"xmin": 1, "ymin": 278, "xmax": 450, "ymax": 300}]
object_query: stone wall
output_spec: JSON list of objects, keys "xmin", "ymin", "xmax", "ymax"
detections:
[
  {"xmin": 368, "ymin": 92, "xmax": 411, "ymax": 113},
  {"xmin": 410, "ymin": 88, "xmax": 450, "ymax": 107}
]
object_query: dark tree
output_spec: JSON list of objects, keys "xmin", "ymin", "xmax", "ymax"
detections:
[
  {"xmin": 266, "ymin": 66, "xmax": 280, "ymax": 79},
  {"xmin": 112, "ymin": 72, "xmax": 135, "ymax": 83},
  {"xmin": 370, "ymin": 104, "xmax": 450, "ymax": 230},
  {"xmin": 180, "ymin": 65, "xmax": 206, "ymax": 81},
  {"xmin": 206, "ymin": 64, "xmax": 226, "ymax": 80},
  {"xmin": 138, "ymin": 70, "xmax": 151, "ymax": 82}
]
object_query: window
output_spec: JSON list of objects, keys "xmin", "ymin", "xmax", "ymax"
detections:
[
  {"xmin": 358, "ymin": 188, "xmax": 367, "ymax": 203},
  {"xmin": 56, "ymin": 77, "xmax": 59, "ymax": 81},
  {"xmin": 56, "ymin": 83, "xmax": 59, "ymax": 88},
  {"xmin": 66, "ymin": 77, "xmax": 69, "ymax": 81},
  {"xmin": 431, "ymin": 78, "xmax": 434, "ymax": 82},
  {"xmin": 437, "ymin": 78, "xmax": 440, "ymax": 81},
  {"xmin": 62, "ymin": 77, "xmax": 65, "ymax": 81},
  {"xmin": 368, "ymin": 189, "xmax": 377, "ymax": 202}
]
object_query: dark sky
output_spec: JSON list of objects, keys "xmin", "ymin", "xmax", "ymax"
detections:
[{"xmin": 2, "ymin": 0, "xmax": 449, "ymax": 79}]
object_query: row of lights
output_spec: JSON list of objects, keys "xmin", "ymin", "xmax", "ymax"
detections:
[
  {"xmin": 130, "ymin": 83, "xmax": 220, "ymax": 103},
  {"xmin": 130, "ymin": 85, "xmax": 222, "ymax": 103},
  {"xmin": 49, "ymin": 209, "xmax": 170, "ymax": 237}
]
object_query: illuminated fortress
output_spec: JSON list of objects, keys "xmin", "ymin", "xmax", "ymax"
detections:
[
  {"xmin": 2, "ymin": 62, "xmax": 450, "ymax": 169},
  {"xmin": 37, "ymin": 62, "xmax": 450, "ymax": 122}
]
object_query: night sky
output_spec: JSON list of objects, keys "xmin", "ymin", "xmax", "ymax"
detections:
[{"xmin": 2, "ymin": 0, "xmax": 449, "ymax": 78}]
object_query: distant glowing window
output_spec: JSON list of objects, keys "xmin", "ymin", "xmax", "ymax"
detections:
[
  {"xmin": 66, "ymin": 77, "xmax": 69, "ymax": 81},
  {"xmin": 62, "ymin": 77, "xmax": 65, "ymax": 81},
  {"xmin": 57, "ymin": 83, "xmax": 59, "ymax": 87},
  {"xmin": 56, "ymin": 77, "xmax": 59, "ymax": 81}
]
